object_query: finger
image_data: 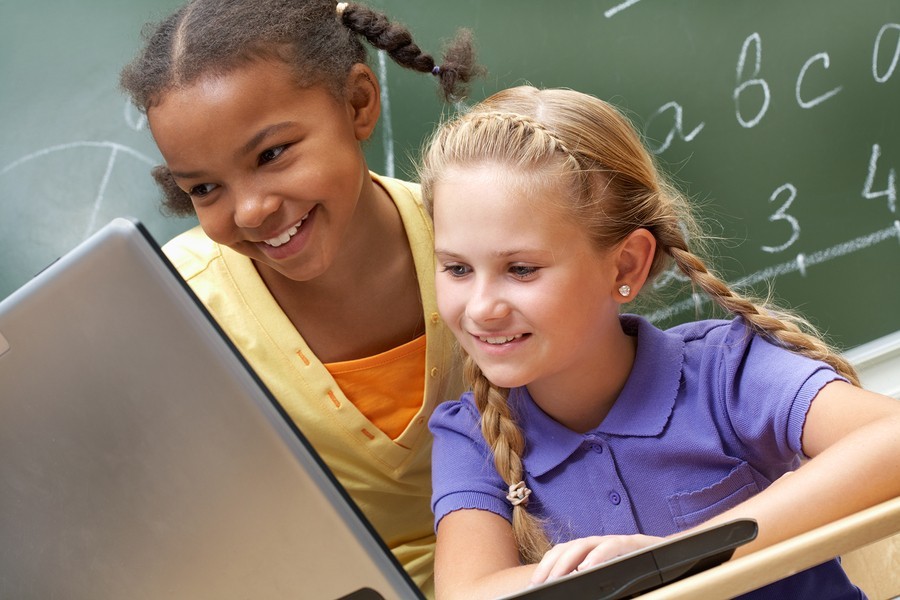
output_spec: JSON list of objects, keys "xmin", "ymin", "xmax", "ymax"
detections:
[
  {"xmin": 531, "ymin": 540, "xmax": 590, "ymax": 584},
  {"xmin": 530, "ymin": 543, "xmax": 569, "ymax": 584},
  {"xmin": 577, "ymin": 534, "xmax": 661, "ymax": 571},
  {"xmin": 577, "ymin": 542, "xmax": 619, "ymax": 571},
  {"xmin": 544, "ymin": 540, "xmax": 599, "ymax": 581},
  {"xmin": 546, "ymin": 547, "xmax": 586, "ymax": 581}
]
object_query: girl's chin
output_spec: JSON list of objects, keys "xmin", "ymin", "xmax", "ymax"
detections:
[{"xmin": 477, "ymin": 366, "xmax": 530, "ymax": 390}]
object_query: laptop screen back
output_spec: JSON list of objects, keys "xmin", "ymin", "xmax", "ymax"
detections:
[{"xmin": 0, "ymin": 218, "xmax": 422, "ymax": 600}]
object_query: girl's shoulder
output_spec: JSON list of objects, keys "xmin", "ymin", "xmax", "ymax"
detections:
[
  {"xmin": 162, "ymin": 224, "xmax": 224, "ymax": 281},
  {"xmin": 428, "ymin": 392, "xmax": 481, "ymax": 437},
  {"xmin": 666, "ymin": 316, "xmax": 746, "ymax": 344},
  {"xmin": 370, "ymin": 172, "xmax": 435, "ymax": 239},
  {"xmin": 370, "ymin": 172, "xmax": 422, "ymax": 205},
  {"xmin": 668, "ymin": 316, "xmax": 813, "ymax": 373}
]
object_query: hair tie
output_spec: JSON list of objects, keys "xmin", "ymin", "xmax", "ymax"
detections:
[
  {"xmin": 431, "ymin": 65, "xmax": 441, "ymax": 76},
  {"xmin": 506, "ymin": 481, "xmax": 532, "ymax": 507},
  {"xmin": 336, "ymin": 2, "xmax": 348, "ymax": 16}
]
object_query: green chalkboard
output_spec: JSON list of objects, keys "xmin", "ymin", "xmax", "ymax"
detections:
[
  {"xmin": 2, "ymin": 1, "xmax": 899, "ymax": 350},
  {"xmin": 0, "ymin": 0, "xmax": 190, "ymax": 301}
]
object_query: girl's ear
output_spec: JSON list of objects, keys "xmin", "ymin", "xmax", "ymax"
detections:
[
  {"xmin": 612, "ymin": 228, "xmax": 656, "ymax": 303},
  {"xmin": 346, "ymin": 63, "xmax": 381, "ymax": 142}
]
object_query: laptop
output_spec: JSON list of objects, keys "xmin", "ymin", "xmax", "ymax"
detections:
[
  {"xmin": 0, "ymin": 218, "xmax": 756, "ymax": 599},
  {"xmin": 0, "ymin": 218, "xmax": 422, "ymax": 600}
]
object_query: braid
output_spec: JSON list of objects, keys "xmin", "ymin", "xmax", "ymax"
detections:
[
  {"xmin": 480, "ymin": 112, "xmax": 576, "ymax": 156},
  {"xmin": 422, "ymin": 110, "xmax": 579, "ymax": 212},
  {"xmin": 340, "ymin": 6, "xmax": 432, "ymax": 70},
  {"xmin": 339, "ymin": 3, "xmax": 482, "ymax": 102},
  {"xmin": 464, "ymin": 356, "xmax": 550, "ymax": 564},
  {"xmin": 660, "ymin": 231, "xmax": 861, "ymax": 385}
]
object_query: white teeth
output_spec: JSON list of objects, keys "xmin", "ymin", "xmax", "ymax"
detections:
[
  {"xmin": 479, "ymin": 334, "xmax": 522, "ymax": 345},
  {"xmin": 263, "ymin": 214, "xmax": 309, "ymax": 247},
  {"xmin": 265, "ymin": 226, "xmax": 296, "ymax": 247}
]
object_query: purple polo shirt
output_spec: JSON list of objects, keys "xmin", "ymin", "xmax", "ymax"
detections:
[{"xmin": 430, "ymin": 315, "xmax": 862, "ymax": 599}]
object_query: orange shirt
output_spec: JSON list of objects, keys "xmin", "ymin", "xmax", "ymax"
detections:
[{"xmin": 325, "ymin": 335, "xmax": 426, "ymax": 441}]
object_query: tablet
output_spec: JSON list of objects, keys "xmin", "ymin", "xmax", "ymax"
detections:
[{"xmin": 503, "ymin": 518, "xmax": 758, "ymax": 600}]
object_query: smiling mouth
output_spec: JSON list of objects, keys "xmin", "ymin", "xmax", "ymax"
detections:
[
  {"xmin": 263, "ymin": 212, "xmax": 310, "ymax": 247},
  {"xmin": 479, "ymin": 334, "xmax": 524, "ymax": 345}
]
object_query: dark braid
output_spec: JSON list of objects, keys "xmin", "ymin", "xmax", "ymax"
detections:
[
  {"xmin": 340, "ymin": 3, "xmax": 481, "ymax": 102},
  {"xmin": 121, "ymin": 0, "xmax": 484, "ymax": 216}
]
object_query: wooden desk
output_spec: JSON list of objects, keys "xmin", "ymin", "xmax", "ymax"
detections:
[{"xmin": 637, "ymin": 496, "xmax": 900, "ymax": 599}]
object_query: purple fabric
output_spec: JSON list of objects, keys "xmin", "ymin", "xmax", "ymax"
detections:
[{"xmin": 430, "ymin": 315, "xmax": 862, "ymax": 599}]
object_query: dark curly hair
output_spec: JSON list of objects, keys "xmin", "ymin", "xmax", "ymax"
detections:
[{"xmin": 120, "ymin": 0, "xmax": 483, "ymax": 216}]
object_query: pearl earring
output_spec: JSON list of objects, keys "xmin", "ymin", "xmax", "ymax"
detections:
[{"xmin": 618, "ymin": 284, "xmax": 631, "ymax": 297}]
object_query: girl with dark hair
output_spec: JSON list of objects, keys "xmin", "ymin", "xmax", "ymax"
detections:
[{"xmin": 121, "ymin": 2, "xmax": 481, "ymax": 595}]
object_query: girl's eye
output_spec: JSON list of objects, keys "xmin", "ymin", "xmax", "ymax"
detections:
[
  {"xmin": 259, "ymin": 145, "xmax": 287, "ymax": 165},
  {"xmin": 441, "ymin": 263, "xmax": 471, "ymax": 278},
  {"xmin": 510, "ymin": 265, "xmax": 539, "ymax": 279},
  {"xmin": 188, "ymin": 183, "xmax": 217, "ymax": 197}
]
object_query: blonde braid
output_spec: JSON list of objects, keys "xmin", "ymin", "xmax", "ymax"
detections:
[
  {"xmin": 658, "ymin": 228, "xmax": 860, "ymax": 385},
  {"xmin": 464, "ymin": 356, "xmax": 551, "ymax": 564}
]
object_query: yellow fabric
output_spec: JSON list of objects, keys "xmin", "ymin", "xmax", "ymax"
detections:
[
  {"xmin": 162, "ymin": 174, "xmax": 465, "ymax": 599},
  {"xmin": 325, "ymin": 334, "xmax": 427, "ymax": 442}
]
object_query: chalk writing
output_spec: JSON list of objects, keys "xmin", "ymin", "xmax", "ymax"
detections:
[
  {"xmin": 604, "ymin": 0, "xmax": 642, "ymax": 19},
  {"xmin": 734, "ymin": 32, "xmax": 770, "ymax": 129},
  {"xmin": 863, "ymin": 144, "xmax": 898, "ymax": 214},
  {"xmin": 1, "ymin": 141, "xmax": 156, "ymax": 239},
  {"xmin": 123, "ymin": 100, "xmax": 147, "ymax": 132},
  {"xmin": 646, "ymin": 22, "xmax": 900, "ymax": 145},
  {"xmin": 645, "ymin": 101, "xmax": 704, "ymax": 155},
  {"xmin": 873, "ymin": 23, "xmax": 900, "ymax": 83},
  {"xmin": 647, "ymin": 222, "xmax": 900, "ymax": 323},
  {"xmin": 796, "ymin": 52, "xmax": 842, "ymax": 109},
  {"xmin": 761, "ymin": 183, "xmax": 800, "ymax": 254},
  {"xmin": 650, "ymin": 139, "xmax": 898, "ymax": 322},
  {"xmin": 632, "ymin": 17, "xmax": 899, "ymax": 330}
]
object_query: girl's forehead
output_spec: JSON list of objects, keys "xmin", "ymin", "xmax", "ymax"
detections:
[
  {"xmin": 435, "ymin": 167, "xmax": 579, "ymax": 232},
  {"xmin": 432, "ymin": 163, "xmax": 607, "ymax": 260},
  {"xmin": 150, "ymin": 60, "xmax": 334, "ymax": 121},
  {"xmin": 147, "ymin": 63, "xmax": 352, "ymax": 169},
  {"xmin": 437, "ymin": 163, "xmax": 574, "ymax": 217}
]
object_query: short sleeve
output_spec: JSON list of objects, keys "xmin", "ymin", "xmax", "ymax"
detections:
[
  {"xmin": 720, "ymin": 323, "xmax": 847, "ymax": 465},
  {"xmin": 429, "ymin": 394, "xmax": 512, "ymax": 531}
]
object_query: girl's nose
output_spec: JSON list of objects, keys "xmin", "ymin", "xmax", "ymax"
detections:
[
  {"xmin": 465, "ymin": 280, "xmax": 510, "ymax": 323},
  {"xmin": 233, "ymin": 188, "xmax": 282, "ymax": 229}
]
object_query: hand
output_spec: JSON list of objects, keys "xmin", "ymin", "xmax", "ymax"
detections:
[{"xmin": 530, "ymin": 533, "xmax": 663, "ymax": 586}]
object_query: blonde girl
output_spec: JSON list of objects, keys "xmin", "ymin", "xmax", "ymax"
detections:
[{"xmin": 420, "ymin": 85, "xmax": 900, "ymax": 599}]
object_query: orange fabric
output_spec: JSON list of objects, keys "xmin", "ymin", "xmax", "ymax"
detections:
[{"xmin": 325, "ymin": 335, "xmax": 426, "ymax": 440}]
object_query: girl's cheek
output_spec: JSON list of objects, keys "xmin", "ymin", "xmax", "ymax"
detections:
[
  {"xmin": 194, "ymin": 210, "xmax": 230, "ymax": 243},
  {"xmin": 436, "ymin": 292, "xmax": 462, "ymax": 329}
]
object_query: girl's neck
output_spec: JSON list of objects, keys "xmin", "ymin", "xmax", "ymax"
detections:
[
  {"xmin": 257, "ymin": 174, "xmax": 425, "ymax": 362},
  {"xmin": 527, "ymin": 321, "xmax": 638, "ymax": 433}
]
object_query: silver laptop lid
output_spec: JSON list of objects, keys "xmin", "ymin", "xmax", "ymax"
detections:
[{"xmin": 0, "ymin": 218, "xmax": 421, "ymax": 600}]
